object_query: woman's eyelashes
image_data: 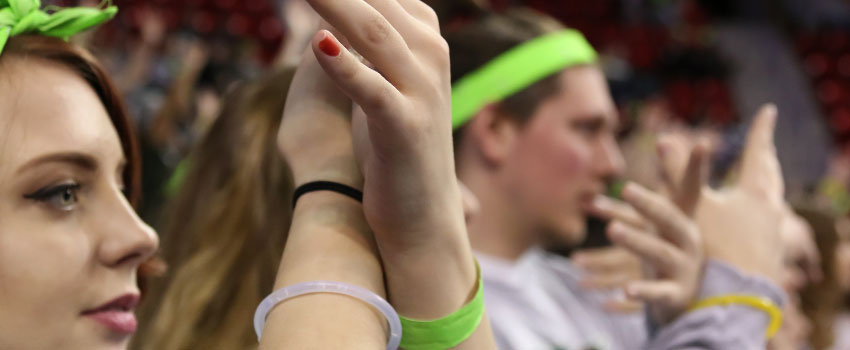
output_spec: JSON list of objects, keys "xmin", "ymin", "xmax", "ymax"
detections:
[{"xmin": 24, "ymin": 182, "xmax": 82, "ymax": 212}]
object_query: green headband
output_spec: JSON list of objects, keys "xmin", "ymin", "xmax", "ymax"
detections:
[
  {"xmin": 450, "ymin": 29, "xmax": 598, "ymax": 129},
  {"xmin": 0, "ymin": 0, "xmax": 117, "ymax": 55}
]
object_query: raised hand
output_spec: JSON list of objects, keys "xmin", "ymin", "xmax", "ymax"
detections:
[
  {"xmin": 586, "ymin": 144, "xmax": 708, "ymax": 324},
  {"xmin": 304, "ymin": 0, "xmax": 477, "ymax": 316},
  {"xmin": 305, "ymin": 0, "xmax": 460, "ymax": 244},
  {"xmin": 660, "ymin": 104, "xmax": 786, "ymax": 284},
  {"xmin": 139, "ymin": 6, "xmax": 166, "ymax": 47},
  {"xmin": 300, "ymin": 2, "xmax": 496, "ymax": 347},
  {"xmin": 277, "ymin": 34, "xmax": 359, "ymax": 189}
]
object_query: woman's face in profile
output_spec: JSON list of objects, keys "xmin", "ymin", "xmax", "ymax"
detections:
[{"xmin": 0, "ymin": 57, "xmax": 158, "ymax": 349}]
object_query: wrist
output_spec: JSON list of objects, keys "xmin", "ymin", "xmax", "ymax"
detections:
[
  {"xmin": 706, "ymin": 251, "xmax": 784, "ymax": 287},
  {"xmin": 376, "ymin": 224, "xmax": 477, "ymax": 319},
  {"xmin": 275, "ymin": 191, "xmax": 379, "ymax": 289},
  {"xmin": 282, "ymin": 137, "xmax": 362, "ymax": 190},
  {"xmin": 369, "ymin": 203, "xmax": 468, "ymax": 259},
  {"xmin": 292, "ymin": 190, "xmax": 364, "ymax": 218},
  {"xmin": 697, "ymin": 260, "xmax": 785, "ymax": 306},
  {"xmin": 365, "ymin": 181, "xmax": 466, "ymax": 246},
  {"xmin": 291, "ymin": 166, "xmax": 364, "ymax": 191}
]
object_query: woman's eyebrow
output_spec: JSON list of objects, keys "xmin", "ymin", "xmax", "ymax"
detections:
[{"xmin": 16, "ymin": 152, "xmax": 98, "ymax": 175}]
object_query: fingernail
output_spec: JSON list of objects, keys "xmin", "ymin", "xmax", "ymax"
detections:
[
  {"xmin": 621, "ymin": 183, "xmax": 636, "ymax": 201},
  {"xmin": 608, "ymin": 222, "xmax": 624, "ymax": 240},
  {"xmin": 763, "ymin": 103, "xmax": 777, "ymax": 116},
  {"xmin": 592, "ymin": 195, "xmax": 607, "ymax": 209},
  {"xmin": 318, "ymin": 32, "xmax": 340, "ymax": 57},
  {"xmin": 656, "ymin": 142, "xmax": 669, "ymax": 157}
]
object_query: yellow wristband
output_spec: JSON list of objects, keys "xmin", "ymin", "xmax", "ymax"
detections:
[{"xmin": 688, "ymin": 295, "xmax": 782, "ymax": 339}]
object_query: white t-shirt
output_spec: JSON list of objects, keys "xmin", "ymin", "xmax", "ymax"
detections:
[
  {"xmin": 834, "ymin": 313, "xmax": 850, "ymax": 350},
  {"xmin": 477, "ymin": 247, "xmax": 647, "ymax": 350}
]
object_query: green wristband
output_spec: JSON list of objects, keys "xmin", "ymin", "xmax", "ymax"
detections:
[{"xmin": 399, "ymin": 261, "xmax": 485, "ymax": 350}]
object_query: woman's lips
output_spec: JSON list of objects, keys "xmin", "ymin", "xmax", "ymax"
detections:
[
  {"xmin": 84, "ymin": 310, "xmax": 138, "ymax": 334},
  {"xmin": 81, "ymin": 294, "xmax": 139, "ymax": 334}
]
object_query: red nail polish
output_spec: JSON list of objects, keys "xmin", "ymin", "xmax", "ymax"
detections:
[{"xmin": 318, "ymin": 34, "xmax": 340, "ymax": 57}]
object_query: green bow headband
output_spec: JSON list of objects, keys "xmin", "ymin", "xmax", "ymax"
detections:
[{"xmin": 0, "ymin": 0, "xmax": 117, "ymax": 55}]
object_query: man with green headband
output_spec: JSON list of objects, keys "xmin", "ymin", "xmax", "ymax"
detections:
[{"xmin": 447, "ymin": 8, "xmax": 786, "ymax": 350}]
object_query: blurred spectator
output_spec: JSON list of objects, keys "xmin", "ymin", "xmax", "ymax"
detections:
[
  {"xmin": 797, "ymin": 206, "xmax": 848, "ymax": 350},
  {"xmin": 134, "ymin": 69, "xmax": 295, "ymax": 350}
]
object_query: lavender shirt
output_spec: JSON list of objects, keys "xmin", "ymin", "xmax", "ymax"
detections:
[{"xmin": 478, "ymin": 248, "xmax": 783, "ymax": 350}]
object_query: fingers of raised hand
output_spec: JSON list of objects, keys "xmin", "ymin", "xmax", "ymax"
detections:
[
  {"xmin": 623, "ymin": 280, "xmax": 682, "ymax": 309},
  {"xmin": 602, "ymin": 298, "xmax": 644, "ymax": 314},
  {"xmin": 370, "ymin": 0, "xmax": 448, "ymax": 67},
  {"xmin": 312, "ymin": 30, "xmax": 405, "ymax": 122},
  {"xmin": 673, "ymin": 142, "xmax": 708, "ymax": 216},
  {"xmin": 306, "ymin": 0, "xmax": 445, "ymax": 88},
  {"xmin": 362, "ymin": 0, "xmax": 441, "ymax": 50},
  {"xmin": 278, "ymin": 47, "xmax": 363, "ymax": 187},
  {"xmin": 279, "ymin": 48, "xmax": 351, "ymax": 154},
  {"xmin": 742, "ymin": 104, "xmax": 778, "ymax": 166},
  {"xmin": 397, "ymin": 0, "xmax": 441, "ymax": 32},
  {"xmin": 656, "ymin": 135, "xmax": 708, "ymax": 216},
  {"xmin": 573, "ymin": 247, "xmax": 640, "ymax": 274},
  {"xmin": 585, "ymin": 195, "xmax": 648, "ymax": 230},
  {"xmin": 580, "ymin": 271, "xmax": 639, "ymax": 290},
  {"xmin": 309, "ymin": 0, "xmax": 417, "ymax": 87},
  {"xmin": 620, "ymin": 183, "xmax": 701, "ymax": 255},
  {"xmin": 657, "ymin": 134, "xmax": 692, "ymax": 187},
  {"xmin": 738, "ymin": 103, "xmax": 784, "ymax": 203},
  {"xmin": 608, "ymin": 221, "xmax": 683, "ymax": 270},
  {"xmin": 576, "ymin": 248, "xmax": 641, "ymax": 290}
]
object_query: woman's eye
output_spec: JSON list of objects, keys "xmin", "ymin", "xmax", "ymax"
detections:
[{"xmin": 24, "ymin": 183, "xmax": 81, "ymax": 211}]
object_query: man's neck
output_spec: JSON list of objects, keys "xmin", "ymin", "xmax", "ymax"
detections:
[{"xmin": 464, "ymin": 173, "xmax": 537, "ymax": 261}]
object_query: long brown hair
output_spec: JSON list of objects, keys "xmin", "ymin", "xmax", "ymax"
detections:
[
  {"xmin": 797, "ymin": 206, "xmax": 842, "ymax": 350},
  {"xmin": 134, "ymin": 68, "xmax": 295, "ymax": 350},
  {"xmin": 0, "ymin": 35, "xmax": 164, "ymax": 279}
]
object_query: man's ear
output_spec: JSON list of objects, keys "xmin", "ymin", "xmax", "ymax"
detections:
[{"xmin": 465, "ymin": 103, "xmax": 519, "ymax": 166}]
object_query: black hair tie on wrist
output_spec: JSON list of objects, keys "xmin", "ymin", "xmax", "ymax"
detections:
[{"xmin": 292, "ymin": 181, "xmax": 363, "ymax": 208}]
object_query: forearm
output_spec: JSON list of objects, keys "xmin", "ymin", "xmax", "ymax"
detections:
[{"xmin": 259, "ymin": 192, "xmax": 387, "ymax": 350}]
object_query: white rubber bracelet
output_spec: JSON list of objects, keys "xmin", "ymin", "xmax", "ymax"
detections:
[{"xmin": 254, "ymin": 280, "xmax": 402, "ymax": 350}]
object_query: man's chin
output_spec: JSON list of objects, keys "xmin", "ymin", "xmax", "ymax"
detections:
[{"xmin": 540, "ymin": 218, "xmax": 587, "ymax": 253}]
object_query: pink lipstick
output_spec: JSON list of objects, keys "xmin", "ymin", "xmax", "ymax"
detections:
[{"xmin": 81, "ymin": 294, "xmax": 139, "ymax": 334}]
